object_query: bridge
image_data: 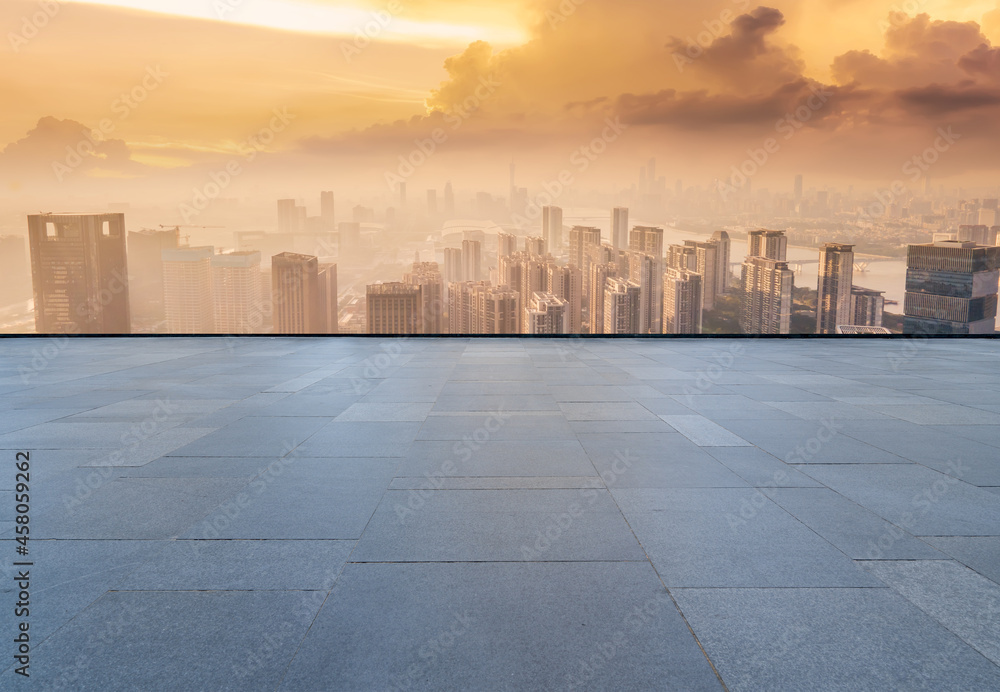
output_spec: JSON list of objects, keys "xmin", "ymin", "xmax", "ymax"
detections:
[{"xmin": 731, "ymin": 257, "xmax": 900, "ymax": 273}]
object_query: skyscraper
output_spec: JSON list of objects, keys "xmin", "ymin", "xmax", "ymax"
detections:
[
  {"xmin": 611, "ymin": 207, "xmax": 629, "ymax": 251},
  {"xmin": 127, "ymin": 226, "xmax": 179, "ymax": 329},
  {"xmin": 629, "ymin": 226, "xmax": 664, "ymax": 259},
  {"xmin": 443, "ymin": 248, "xmax": 464, "ymax": 286},
  {"xmin": 547, "ymin": 264, "xmax": 583, "ymax": 334},
  {"xmin": 212, "ymin": 251, "xmax": 263, "ymax": 334},
  {"xmin": 903, "ymin": 240, "xmax": 1000, "ymax": 334},
  {"xmin": 683, "ymin": 240, "xmax": 719, "ymax": 311},
  {"xmin": 569, "ymin": 226, "xmax": 602, "ymax": 271},
  {"xmin": 367, "ymin": 282, "xmax": 422, "ymax": 334},
  {"xmin": 338, "ymin": 222, "xmax": 361, "ymax": 256},
  {"xmin": 277, "ymin": 199, "xmax": 300, "ymax": 234},
  {"xmin": 663, "ymin": 268, "xmax": 703, "ymax": 334},
  {"xmin": 163, "ymin": 246, "xmax": 215, "ymax": 334},
  {"xmin": 475, "ymin": 284, "xmax": 519, "ymax": 334},
  {"xmin": 816, "ymin": 243, "xmax": 855, "ymax": 334},
  {"xmin": 627, "ymin": 250, "xmax": 664, "ymax": 334},
  {"xmin": 850, "ymin": 287, "xmax": 885, "ymax": 328},
  {"xmin": 448, "ymin": 280, "xmax": 489, "ymax": 334},
  {"xmin": 444, "ymin": 181, "xmax": 455, "ymax": 215},
  {"xmin": 498, "ymin": 233, "xmax": 518, "ymax": 258},
  {"xmin": 589, "ymin": 262, "xmax": 618, "ymax": 334},
  {"xmin": 740, "ymin": 256, "xmax": 794, "ymax": 334},
  {"xmin": 28, "ymin": 212, "xmax": 130, "ymax": 334},
  {"xmin": 404, "ymin": 261, "xmax": 445, "ymax": 333},
  {"xmin": 525, "ymin": 292, "xmax": 568, "ymax": 334},
  {"xmin": 710, "ymin": 230, "xmax": 731, "ymax": 293},
  {"xmin": 542, "ymin": 206, "xmax": 563, "ymax": 251},
  {"xmin": 525, "ymin": 236, "xmax": 546, "ymax": 256},
  {"xmin": 462, "ymin": 239, "xmax": 482, "ymax": 282},
  {"xmin": 747, "ymin": 229, "xmax": 788, "ymax": 260},
  {"xmin": 272, "ymin": 252, "xmax": 337, "ymax": 334},
  {"xmin": 603, "ymin": 278, "xmax": 641, "ymax": 335}
]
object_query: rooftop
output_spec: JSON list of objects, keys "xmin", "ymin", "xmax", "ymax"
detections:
[{"xmin": 2, "ymin": 337, "xmax": 999, "ymax": 690}]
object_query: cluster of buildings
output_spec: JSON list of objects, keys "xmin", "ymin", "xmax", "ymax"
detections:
[{"xmin": 21, "ymin": 206, "xmax": 1000, "ymax": 336}]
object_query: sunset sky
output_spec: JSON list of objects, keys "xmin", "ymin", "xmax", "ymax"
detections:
[{"xmin": 3, "ymin": 0, "xmax": 1000, "ymax": 201}]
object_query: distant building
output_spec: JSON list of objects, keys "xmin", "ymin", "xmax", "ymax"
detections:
[
  {"xmin": 816, "ymin": 243, "xmax": 855, "ymax": 335},
  {"xmin": 212, "ymin": 251, "xmax": 263, "ymax": 334},
  {"xmin": 569, "ymin": 226, "xmax": 602, "ymax": 270},
  {"xmin": 526, "ymin": 292, "xmax": 568, "ymax": 334},
  {"xmin": 272, "ymin": 252, "xmax": 337, "ymax": 334},
  {"xmin": 603, "ymin": 277, "xmax": 641, "ymax": 335},
  {"xmin": 663, "ymin": 268, "xmax": 703, "ymax": 334},
  {"xmin": 683, "ymin": 240, "xmax": 719, "ymax": 311},
  {"xmin": 542, "ymin": 206, "xmax": 563, "ymax": 251},
  {"xmin": 904, "ymin": 240, "xmax": 1000, "ymax": 334},
  {"xmin": 836, "ymin": 325, "xmax": 891, "ymax": 335},
  {"xmin": 741, "ymin": 256, "xmax": 793, "ymax": 335},
  {"xmin": 498, "ymin": 233, "xmax": 518, "ymax": 258},
  {"xmin": 547, "ymin": 264, "xmax": 583, "ymax": 334},
  {"xmin": 589, "ymin": 262, "xmax": 618, "ymax": 334},
  {"xmin": 627, "ymin": 251, "xmax": 664, "ymax": 334},
  {"xmin": 367, "ymin": 282, "xmax": 423, "ymax": 334},
  {"xmin": 338, "ymin": 222, "xmax": 361, "ymax": 256},
  {"xmin": 710, "ymin": 230, "xmax": 731, "ymax": 293},
  {"xmin": 462, "ymin": 239, "xmax": 482, "ymax": 282},
  {"xmin": 277, "ymin": 199, "xmax": 302, "ymax": 234},
  {"xmin": 629, "ymin": 226, "xmax": 664, "ymax": 259},
  {"xmin": 28, "ymin": 212, "xmax": 130, "ymax": 334},
  {"xmin": 525, "ymin": 236, "xmax": 546, "ymax": 256},
  {"xmin": 611, "ymin": 207, "xmax": 629, "ymax": 251},
  {"xmin": 747, "ymin": 229, "xmax": 788, "ymax": 261},
  {"xmin": 475, "ymin": 284, "xmax": 519, "ymax": 335},
  {"xmin": 128, "ymin": 226, "xmax": 179, "ymax": 328},
  {"xmin": 850, "ymin": 286, "xmax": 885, "ymax": 328},
  {"xmin": 320, "ymin": 191, "xmax": 335, "ymax": 230},
  {"xmin": 163, "ymin": 246, "xmax": 215, "ymax": 334},
  {"xmin": 404, "ymin": 262, "xmax": 445, "ymax": 334}
]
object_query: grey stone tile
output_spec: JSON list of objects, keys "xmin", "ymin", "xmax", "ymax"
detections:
[
  {"xmin": 397, "ymin": 440, "xmax": 597, "ymax": 477},
  {"xmin": 762, "ymin": 487, "xmax": 945, "ymax": 559},
  {"xmin": 591, "ymin": 438, "xmax": 748, "ymax": 489},
  {"xmin": 660, "ymin": 415, "xmax": 752, "ymax": 447},
  {"xmin": 251, "ymin": 393, "xmax": 359, "ymax": 417},
  {"xmin": 280, "ymin": 562, "xmax": 722, "ymax": 691},
  {"xmin": 292, "ymin": 421, "xmax": 422, "ymax": 457},
  {"xmin": 353, "ymin": 488, "xmax": 646, "ymax": 562},
  {"xmin": 801, "ymin": 464, "xmax": 1000, "ymax": 536},
  {"xmin": 433, "ymin": 395, "xmax": 559, "ymax": 412},
  {"xmin": 118, "ymin": 539, "xmax": 355, "ymax": 590},
  {"xmin": 416, "ymin": 413, "xmax": 574, "ymax": 441},
  {"xmin": 705, "ymin": 447, "xmax": 823, "ymax": 487},
  {"xmin": 673, "ymin": 395, "xmax": 795, "ymax": 420},
  {"xmin": 633, "ymin": 397, "xmax": 695, "ymax": 415},
  {"xmin": 876, "ymin": 404, "xmax": 1000, "ymax": 425},
  {"xmin": 569, "ymin": 419, "xmax": 676, "ymax": 433},
  {"xmin": 766, "ymin": 400, "xmax": 891, "ymax": 420},
  {"xmin": 611, "ymin": 488, "xmax": 880, "ymax": 587},
  {"xmin": 719, "ymin": 419, "xmax": 910, "ymax": 464},
  {"xmin": 79, "ymin": 427, "xmax": 217, "ymax": 467},
  {"xmin": 34, "ymin": 476, "xmax": 251, "ymax": 539},
  {"xmin": 388, "ymin": 476, "xmax": 604, "ymax": 490},
  {"xmin": 1, "ymin": 591, "xmax": 322, "ymax": 690},
  {"xmin": 672, "ymin": 587, "xmax": 1000, "ymax": 691},
  {"xmin": 721, "ymin": 384, "xmax": 832, "ymax": 401},
  {"xmin": 334, "ymin": 402, "xmax": 434, "ymax": 422},
  {"xmin": 0, "ymin": 408, "xmax": 81, "ymax": 433},
  {"xmin": 559, "ymin": 401, "xmax": 659, "ymax": 421},
  {"xmin": 547, "ymin": 385, "xmax": 632, "ymax": 402},
  {"xmin": 121, "ymin": 456, "xmax": 272, "ymax": 478},
  {"xmin": 167, "ymin": 416, "xmax": 330, "ymax": 457},
  {"xmin": 862, "ymin": 560, "xmax": 1000, "ymax": 666},
  {"xmin": 923, "ymin": 537, "xmax": 1000, "ymax": 584},
  {"xmin": 940, "ymin": 425, "xmax": 1000, "ymax": 448}
]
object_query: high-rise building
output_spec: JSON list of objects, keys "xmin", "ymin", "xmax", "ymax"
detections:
[
  {"xmin": 816, "ymin": 243, "xmax": 855, "ymax": 335},
  {"xmin": 589, "ymin": 262, "xmax": 618, "ymax": 334},
  {"xmin": 710, "ymin": 230, "xmax": 731, "ymax": 293},
  {"xmin": 740, "ymin": 256, "xmax": 794, "ymax": 334},
  {"xmin": 850, "ymin": 286, "xmax": 885, "ymax": 328},
  {"xmin": 547, "ymin": 264, "xmax": 583, "ymax": 333},
  {"xmin": 443, "ymin": 247, "xmax": 464, "ymax": 285},
  {"xmin": 320, "ymin": 191, "xmax": 335, "ymax": 230},
  {"xmin": 903, "ymin": 240, "xmax": 1000, "ymax": 334},
  {"xmin": 627, "ymin": 251, "xmax": 664, "ymax": 334},
  {"xmin": 404, "ymin": 261, "xmax": 445, "ymax": 334},
  {"xmin": 958, "ymin": 225, "xmax": 998, "ymax": 246},
  {"xmin": 603, "ymin": 278, "xmax": 641, "ymax": 335},
  {"xmin": 271, "ymin": 252, "xmax": 337, "ymax": 334},
  {"xmin": 367, "ymin": 282, "xmax": 422, "ymax": 334},
  {"xmin": 448, "ymin": 280, "xmax": 488, "ymax": 334},
  {"xmin": 212, "ymin": 251, "xmax": 263, "ymax": 334},
  {"xmin": 663, "ymin": 268, "xmax": 703, "ymax": 334},
  {"xmin": 526, "ymin": 292, "xmax": 568, "ymax": 334},
  {"xmin": 747, "ymin": 229, "xmax": 788, "ymax": 261},
  {"xmin": 542, "ymin": 206, "xmax": 563, "ymax": 251},
  {"xmin": 162, "ymin": 246, "xmax": 215, "ymax": 334},
  {"xmin": 683, "ymin": 240, "xmax": 719, "ymax": 311},
  {"xmin": 629, "ymin": 226, "xmax": 664, "ymax": 259},
  {"xmin": 444, "ymin": 181, "xmax": 455, "ymax": 215},
  {"xmin": 462, "ymin": 239, "xmax": 482, "ymax": 282},
  {"xmin": 28, "ymin": 212, "xmax": 130, "ymax": 334},
  {"xmin": 277, "ymin": 199, "xmax": 301, "ymax": 234},
  {"xmin": 569, "ymin": 226, "xmax": 602, "ymax": 275},
  {"xmin": 525, "ymin": 236, "xmax": 546, "ymax": 256},
  {"xmin": 498, "ymin": 233, "xmax": 518, "ymax": 258},
  {"xmin": 979, "ymin": 208, "xmax": 997, "ymax": 227},
  {"xmin": 519, "ymin": 256, "xmax": 549, "ymax": 326},
  {"xmin": 127, "ymin": 226, "xmax": 179, "ymax": 328},
  {"xmin": 611, "ymin": 207, "xmax": 629, "ymax": 251},
  {"xmin": 475, "ymin": 284, "xmax": 519, "ymax": 334}
]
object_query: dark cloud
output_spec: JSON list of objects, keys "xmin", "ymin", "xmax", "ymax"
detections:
[{"xmin": 893, "ymin": 82, "xmax": 1000, "ymax": 114}]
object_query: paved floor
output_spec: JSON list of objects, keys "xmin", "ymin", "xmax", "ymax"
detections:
[{"xmin": 2, "ymin": 337, "xmax": 1000, "ymax": 690}]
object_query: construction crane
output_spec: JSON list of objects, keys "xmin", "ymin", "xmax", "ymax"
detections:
[{"xmin": 156, "ymin": 224, "xmax": 226, "ymax": 247}]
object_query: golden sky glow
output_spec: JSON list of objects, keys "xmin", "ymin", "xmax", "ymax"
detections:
[{"xmin": 3, "ymin": 0, "xmax": 1000, "ymax": 195}]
